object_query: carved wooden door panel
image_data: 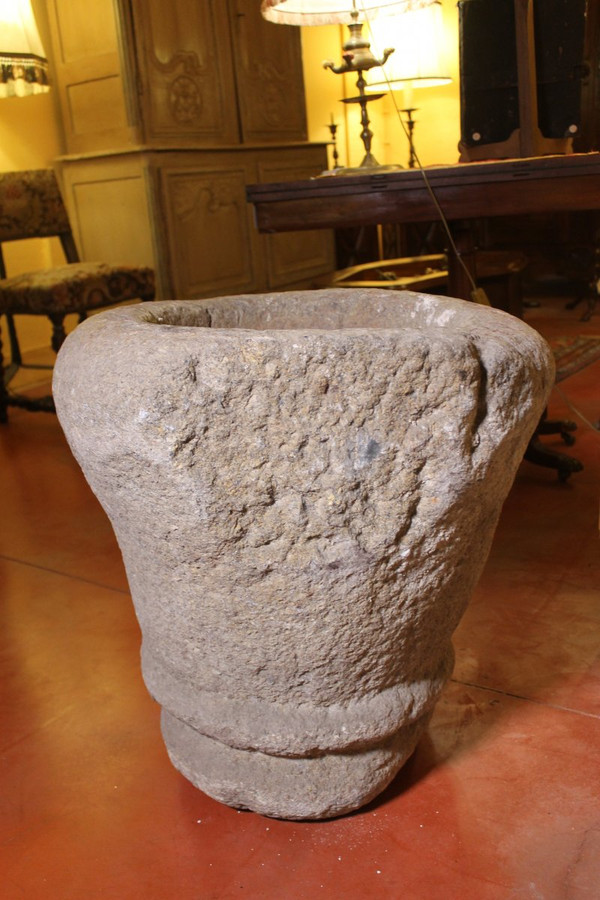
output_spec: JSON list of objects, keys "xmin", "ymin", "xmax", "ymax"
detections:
[
  {"xmin": 128, "ymin": 0, "xmax": 240, "ymax": 145},
  {"xmin": 47, "ymin": 0, "xmax": 132, "ymax": 153},
  {"xmin": 157, "ymin": 157, "xmax": 261, "ymax": 299},
  {"xmin": 228, "ymin": 0, "xmax": 308, "ymax": 143},
  {"xmin": 257, "ymin": 151, "xmax": 335, "ymax": 288}
]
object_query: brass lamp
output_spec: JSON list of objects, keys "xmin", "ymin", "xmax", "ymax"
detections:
[
  {"xmin": 0, "ymin": 0, "xmax": 49, "ymax": 98},
  {"xmin": 261, "ymin": 0, "xmax": 439, "ymax": 171}
]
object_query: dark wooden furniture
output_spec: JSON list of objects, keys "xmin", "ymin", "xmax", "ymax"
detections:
[
  {"xmin": 317, "ymin": 251, "xmax": 528, "ymax": 318},
  {"xmin": 458, "ymin": 0, "xmax": 587, "ymax": 161},
  {"xmin": 247, "ymin": 152, "xmax": 600, "ymax": 304},
  {"xmin": 247, "ymin": 153, "xmax": 600, "ymax": 480}
]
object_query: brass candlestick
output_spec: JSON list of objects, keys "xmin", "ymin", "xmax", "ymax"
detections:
[
  {"xmin": 327, "ymin": 116, "xmax": 340, "ymax": 170},
  {"xmin": 323, "ymin": 8, "xmax": 397, "ymax": 171}
]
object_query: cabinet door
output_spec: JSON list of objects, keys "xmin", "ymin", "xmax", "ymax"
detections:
[
  {"xmin": 228, "ymin": 0, "xmax": 307, "ymax": 143},
  {"xmin": 127, "ymin": 0, "xmax": 240, "ymax": 145},
  {"xmin": 257, "ymin": 149, "xmax": 335, "ymax": 289},
  {"xmin": 57, "ymin": 155, "xmax": 156, "ymax": 269},
  {"xmin": 156, "ymin": 157, "xmax": 262, "ymax": 299},
  {"xmin": 47, "ymin": 0, "xmax": 132, "ymax": 154}
]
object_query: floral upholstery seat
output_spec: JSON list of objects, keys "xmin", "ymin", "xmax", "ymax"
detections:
[
  {"xmin": 0, "ymin": 262, "xmax": 155, "ymax": 316},
  {"xmin": 0, "ymin": 169, "xmax": 156, "ymax": 421}
]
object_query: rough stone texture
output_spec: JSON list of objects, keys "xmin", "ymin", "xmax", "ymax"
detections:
[{"xmin": 53, "ymin": 288, "xmax": 554, "ymax": 819}]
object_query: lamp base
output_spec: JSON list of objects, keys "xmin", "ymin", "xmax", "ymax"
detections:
[{"xmin": 319, "ymin": 162, "xmax": 404, "ymax": 178}]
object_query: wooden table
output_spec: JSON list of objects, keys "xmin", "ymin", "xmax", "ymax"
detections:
[
  {"xmin": 248, "ymin": 153, "xmax": 600, "ymax": 480},
  {"xmin": 247, "ymin": 152, "xmax": 600, "ymax": 302}
]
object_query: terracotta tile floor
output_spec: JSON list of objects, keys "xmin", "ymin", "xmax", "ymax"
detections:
[{"xmin": 1, "ymin": 296, "xmax": 599, "ymax": 899}]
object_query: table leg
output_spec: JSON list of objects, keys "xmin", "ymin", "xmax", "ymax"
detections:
[{"xmin": 446, "ymin": 220, "xmax": 478, "ymax": 302}]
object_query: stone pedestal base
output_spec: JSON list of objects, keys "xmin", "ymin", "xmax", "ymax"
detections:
[{"xmin": 161, "ymin": 709, "xmax": 429, "ymax": 820}]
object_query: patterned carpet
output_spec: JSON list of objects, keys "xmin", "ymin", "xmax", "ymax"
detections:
[{"xmin": 550, "ymin": 335, "xmax": 600, "ymax": 382}]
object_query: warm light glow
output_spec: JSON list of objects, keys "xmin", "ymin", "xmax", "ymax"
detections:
[
  {"xmin": 0, "ymin": 0, "xmax": 49, "ymax": 98},
  {"xmin": 366, "ymin": 1, "xmax": 451, "ymax": 92},
  {"xmin": 261, "ymin": 0, "xmax": 437, "ymax": 26}
]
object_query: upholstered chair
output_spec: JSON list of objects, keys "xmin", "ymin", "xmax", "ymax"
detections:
[{"xmin": 0, "ymin": 169, "xmax": 155, "ymax": 421}]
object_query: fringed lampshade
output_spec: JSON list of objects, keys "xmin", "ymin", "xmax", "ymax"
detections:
[
  {"xmin": 366, "ymin": 1, "xmax": 451, "ymax": 93},
  {"xmin": 261, "ymin": 0, "xmax": 437, "ymax": 25},
  {"xmin": 0, "ymin": 0, "xmax": 49, "ymax": 98}
]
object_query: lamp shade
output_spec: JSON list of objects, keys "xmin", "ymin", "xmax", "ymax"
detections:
[
  {"xmin": 366, "ymin": 1, "xmax": 451, "ymax": 91},
  {"xmin": 261, "ymin": 0, "xmax": 438, "ymax": 26},
  {"xmin": 0, "ymin": 0, "xmax": 49, "ymax": 98}
]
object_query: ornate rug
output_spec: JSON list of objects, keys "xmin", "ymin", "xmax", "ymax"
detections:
[{"xmin": 550, "ymin": 335, "xmax": 600, "ymax": 382}]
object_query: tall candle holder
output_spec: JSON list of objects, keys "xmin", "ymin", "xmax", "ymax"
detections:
[
  {"xmin": 327, "ymin": 116, "xmax": 340, "ymax": 170},
  {"xmin": 322, "ymin": 7, "xmax": 394, "ymax": 170}
]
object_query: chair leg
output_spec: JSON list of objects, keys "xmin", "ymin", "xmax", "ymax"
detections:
[
  {"xmin": 0, "ymin": 314, "xmax": 65, "ymax": 420},
  {"xmin": 0, "ymin": 327, "xmax": 8, "ymax": 424},
  {"xmin": 5, "ymin": 313, "xmax": 22, "ymax": 365},
  {"xmin": 48, "ymin": 313, "xmax": 68, "ymax": 353},
  {"xmin": 524, "ymin": 409, "xmax": 583, "ymax": 482}
]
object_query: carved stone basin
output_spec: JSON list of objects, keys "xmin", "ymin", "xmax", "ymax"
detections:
[{"xmin": 53, "ymin": 288, "xmax": 554, "ymax": 819}]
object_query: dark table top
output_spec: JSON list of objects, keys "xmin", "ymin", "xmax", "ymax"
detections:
[{"xmin": 247, "ymin": 152, "xmax": 600, "ymax": 233}]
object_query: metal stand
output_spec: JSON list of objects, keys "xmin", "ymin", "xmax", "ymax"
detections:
[
  {"xmin": 323, "ymin": 8, "xmax": 401, "ymax": 174},
  {"xmin": 341, "ymin": 75, "xmax": 385, "ymax": 168},
  {"xmin": 326, "ymin": 120, "xmax": 340, "ymax": 170},
  {"xmin": 402, "ymin": 108, "xmax": 418, "ymax": 169}
]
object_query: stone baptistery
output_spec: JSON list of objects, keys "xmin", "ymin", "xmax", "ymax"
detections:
[{"xmin": 53, "ymin": 288, "xmax": 554, "ymax": 819}]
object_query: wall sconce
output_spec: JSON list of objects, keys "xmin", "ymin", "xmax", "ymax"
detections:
[
  {"xmin": 367, "ymin": 1, "xmax": 451, "ymax": 167},
  {"xmin": 261, "ymin": 0, "xmax": 439, "ymax": 172},
  {"xmin": 0, "ymin": 0, "xmax": 49, "ymax": 98}
]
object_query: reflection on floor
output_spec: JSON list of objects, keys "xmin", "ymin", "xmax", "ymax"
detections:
[{"xmin": 1, "ymin": 295, "xmax": 599, "ymax": 899}]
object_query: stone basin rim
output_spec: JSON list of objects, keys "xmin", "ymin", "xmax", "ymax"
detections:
[
  {"xmin": 123, "ymin": 311, "xmax": 487, "ymax": 349},
  {"xmin": 141, "ymin": 318, "xmax": 467, "ymax": 337},
  {"xmin": 90, "ymin": 288, "xmax": 539, "ymax": 344}
]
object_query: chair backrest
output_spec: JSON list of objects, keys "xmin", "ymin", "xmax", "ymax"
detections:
[
  {"xmin": 0, "ymin": 169, "xmax": 72, "ymax": 243},
  {"xmin": 0, "ymin": 169, "xmax": 80, "ymax": 278}
]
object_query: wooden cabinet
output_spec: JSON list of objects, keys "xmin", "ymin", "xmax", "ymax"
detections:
[
  {"xmin": 228, "ymin": 0, "xmax": 307, "ymax": 144},
  {"xmin": 47, "ymin": 0, "xmax": 334, "ymax": 298},
  {"xmin": 122, "ymin": 0, "xmax": 240, "ymax": 148}
]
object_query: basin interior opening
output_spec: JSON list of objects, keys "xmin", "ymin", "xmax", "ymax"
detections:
[{"xmin": 139, "ymin": 291, "xmax": 451, "ymax": 334}]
